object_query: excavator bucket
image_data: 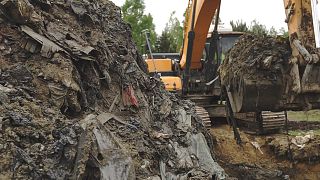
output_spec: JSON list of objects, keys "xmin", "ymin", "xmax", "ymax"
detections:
[
  {"xmin": 301, "ymin": 64, "xmax": 320, "ymax": 93},
  {"xmin": 226, "ymin": 77, "xmax": 283, "ymax": 113}
]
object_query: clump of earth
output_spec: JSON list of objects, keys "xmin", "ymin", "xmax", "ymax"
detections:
[{"xmin": 220, "ymin": 33, "xmax": 291, "ymax": 86}]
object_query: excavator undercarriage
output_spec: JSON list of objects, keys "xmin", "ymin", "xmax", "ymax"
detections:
[{"xmin": 185, "ymin": 91, "xmax": 287, "ymax": 134}]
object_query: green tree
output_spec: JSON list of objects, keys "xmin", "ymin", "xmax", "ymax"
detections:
[
  {"xmin": 249, "ymin": 20, "xmax": 268, "ymax": 36},
  {"xmin": 158, "ymin": 31, "xmax": 171, "ymax": 52},
  {"xmin": 279, "ymin": 27, "xmax": 289, "ymax": 38},
  {"xmin": 158, "ymin": 11, "xmax": 183, "ymax": 52},
  {"xmin": 122, "ymin": 0, "xmax": 156, "ymax": 53},
  {"xmin": 230, "ymin": 20, "xmax": 249, "ymax": 32},
  {"xmin": 268, "ymin": 26, "xmax": 278, "ymax": 36}
]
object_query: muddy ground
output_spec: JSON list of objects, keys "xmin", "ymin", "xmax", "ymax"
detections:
[{"xmin": 211, "ymin": 120, "xmax": 320, "ymax": 180}]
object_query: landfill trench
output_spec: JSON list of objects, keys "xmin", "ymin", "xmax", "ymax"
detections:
[{"xmin": 209, "ymin": 120, "xmax": 320, "ymax": 180}]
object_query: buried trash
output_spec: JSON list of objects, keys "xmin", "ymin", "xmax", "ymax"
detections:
[{"xmin": 0, "ymin": 0, "xmax": 226, "ymax": 179}]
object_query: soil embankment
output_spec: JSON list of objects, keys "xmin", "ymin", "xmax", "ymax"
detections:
[{"xmin": 211, "ymin": 122, "xmax": 320, "ymax": 180}]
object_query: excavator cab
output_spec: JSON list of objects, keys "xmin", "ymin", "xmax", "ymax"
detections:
[
  {"xmin": 199, "ymin": 31, "xmax": 244, "ymax": 97},
  {"xmin": 206, "ymin": 32, "xmax": 243, "ymax": 63}
]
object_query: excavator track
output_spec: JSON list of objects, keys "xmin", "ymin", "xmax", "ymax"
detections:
[
  {"xmin": 261, "ymin": 111, "xmax": 286, "ymax": 132},
  {"xmin": 235, "ymin": 111, "xmax": 286, "ymax": 134},
  {"xmin": 195, "ymin": 106, "xmax": 211, "ymax": 128}
]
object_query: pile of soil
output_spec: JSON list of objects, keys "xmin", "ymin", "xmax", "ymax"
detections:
[
  {"xmin": 0, "ymin": 0, "xmax": 225, "ymax": 179},
  {"xmin": 220, "ymin": 33, "xmax": 291, "ymax": 86}
]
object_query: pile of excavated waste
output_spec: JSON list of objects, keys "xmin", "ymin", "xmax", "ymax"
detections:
[
  {"xmin": 0, "ymin": 0, "xmax": 226, "ymax": 179},
  {"xmin": 220, "ymin": 33, "xmax": 291, "ymax": 86}
]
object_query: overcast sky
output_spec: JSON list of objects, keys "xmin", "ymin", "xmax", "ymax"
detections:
[{"xmin": 111, "ymin": 0, "xmax": 288, "ymax": 34}]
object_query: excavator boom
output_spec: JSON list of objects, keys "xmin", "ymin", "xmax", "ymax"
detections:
[{"xmin": 180, "ymin": 0, "xmax": 220, "ymax": 70}]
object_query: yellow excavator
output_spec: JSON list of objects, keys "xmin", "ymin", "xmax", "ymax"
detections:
[{"xmin": 145, "ymin": 0, "xmax": 320, "ymax": 137}]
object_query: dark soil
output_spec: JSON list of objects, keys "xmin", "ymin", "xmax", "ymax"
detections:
[
  {"xmin": 220, "ymin": 33, "xmax": 291, "ymax": 86},
  {"xmin": 288, "ymin": 120, "xmax": 320, "ymax": 131}
]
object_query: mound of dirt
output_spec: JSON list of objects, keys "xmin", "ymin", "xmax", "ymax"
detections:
[
  {"xmin": 220, "ymin": 33, "xmax": 291, "ymax": 86},
  {"xmin": 267, "ymin": 133, "xmax": 320, "ymax": 162},
  {"xmin": 0, "ymin": 0, "xmax": 226, "ymax": 179}
]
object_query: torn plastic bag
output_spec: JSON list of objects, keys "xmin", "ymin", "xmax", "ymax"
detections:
[
  {"xmin": 160, "ymin": 133, "xmax": 227, "ymax": 180},
  {"xmin": 176, "ymin": 108, "xmax": 192, "ymax": 132},
  {"xmin": 92, "ymin": 125, "xmax": 135, "ymax": 180},
  {"xmin": 70, "ymin": 0, "xmax": 87, "ymax": 16},
  {"xmin": 21, "ymin": 25, "xmax": 64, "ymax": 58},
  {"xmin": 159, "ymin": 161, "xmax": 189, "ymax": 180},
  {"xmin": 122, "ymin": 85, "xmax": 139, "ymax": 107},
  {"xmin": 76, "ymin": 114, "xmax": 136, "ymax": 180}
]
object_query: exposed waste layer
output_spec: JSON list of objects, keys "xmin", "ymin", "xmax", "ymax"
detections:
[
  {"xmin": 0, "ymin": 0, "xmax": 226, "ymax": 179},
  {"xmin": 267, "ymin": 131, "xmax": 320, "ymax": 162},
  {"xmin": 220, "ymin": 33, "xmax": 292, "ymax": 86},
  {"xmin": 211, "ymin": 124, "xmax": 320, "ymax": 180}
]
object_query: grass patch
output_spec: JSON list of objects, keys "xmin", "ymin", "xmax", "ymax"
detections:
[
  {"xmin": 287, "ymin": 110, "xmax": 320, "ymax": 121},
  {"xmin": 288, "ymin": 129, "xmax": 320, "ymax": 136}
]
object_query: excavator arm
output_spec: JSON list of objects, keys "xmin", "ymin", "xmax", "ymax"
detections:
[
  {"xmin": 180, "ymin": 0, "xmax": 221, "ymax": 94},
  {"xmin": 284, "ymin": 0, "xmax": 320, "ymax": 94},
  {"xmin": 180, "ymin": 0, "xmax": 220, "ymax": 70}
]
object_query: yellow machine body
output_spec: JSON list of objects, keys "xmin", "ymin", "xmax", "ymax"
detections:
[
  {"xmin": 145, "ymin": 58, "xmax": 173, "ymax": 73},
  {"xmin": 160, "ymin": 76, "xmax": 182, "ymax": 92}
]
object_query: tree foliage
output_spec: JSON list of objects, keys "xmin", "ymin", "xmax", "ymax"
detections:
[
  {"xmin": 268, "ymin": 26, "xmax": 278, "ymax": 36},
  {"xmin": 158, "ymin": 31, "xmax": 171, "ymax": 52},
  {"xmin": 278, "ymin": 27, "xmax": 289, "ymax": 38},
  {"xmin": 230, "ymin": 19, "xmax": 289, "ymax": 37},
  {"xmin": 157, "ymin": 11, "xmax": 183, "ymax": 53},
  {"xmin": 122, "ymin": 0, "xmax": 156, "ymax": 53},
  {"xmin": 230, "ymin": 20, "xmax": 249, "ymax": 32},
  {"xmin": 249, "ymin": 20, "xmax": 268, "ymax": 36}
]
